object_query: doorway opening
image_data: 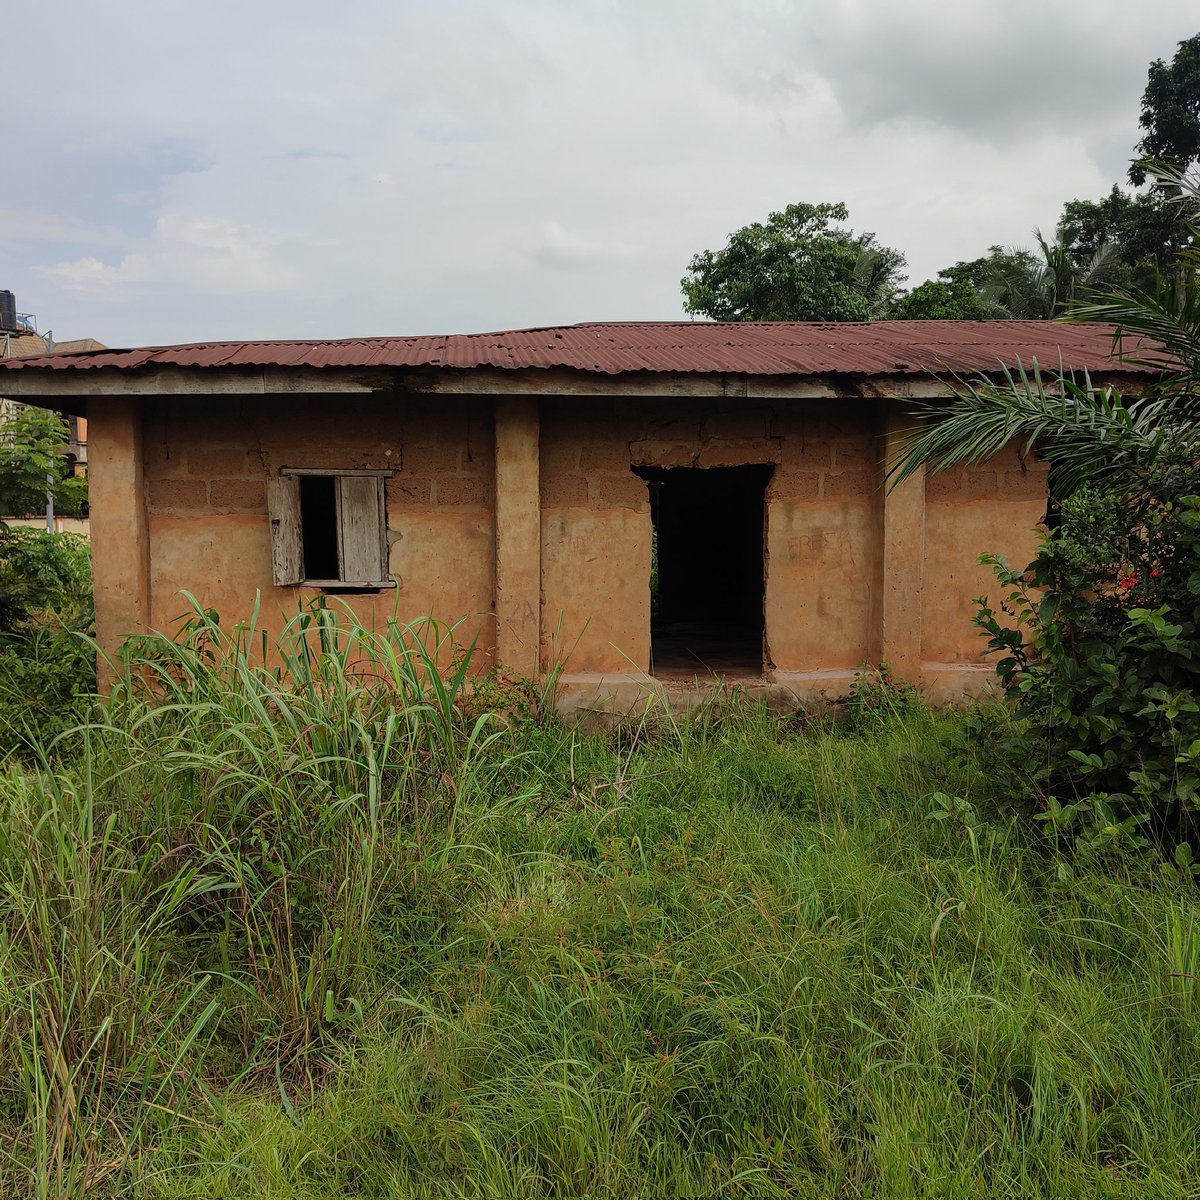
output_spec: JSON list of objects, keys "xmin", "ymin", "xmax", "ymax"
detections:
[{"xmin": 634, "ymin": 464, "xmax": 772, "ymax": 678}]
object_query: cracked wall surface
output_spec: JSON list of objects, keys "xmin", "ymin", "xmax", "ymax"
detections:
[
  {"xmin": 539, "ymin": 395, "xmax": 881, "ymax": 674},
  {"xmin": 99, "ymin": 387, "xmax": 1048, "ymax": 689},
  {"xmin": 140, "ymin": 394, "xmax": 496, "ymax": 657}
]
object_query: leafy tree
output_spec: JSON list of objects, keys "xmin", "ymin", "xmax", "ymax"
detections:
[
  {"xmin": 0, "ymin": 525, "xmax": 92, "ymax": 634},
  {"xmin": 0, "ymin": 406, "xmax": 94, "ymax": 752},
  {"xmin": 919, "ymin": 235, "xmax": 1121, "ymax": 321},
  {"xmin": 1125, "ymin": 34, "xmax": 1200, "ymax": 308},
  {"xmin": 0, "ymin": 527, "xmax": 94, "ymax": 754},
  {"xmin": 1057, "ymin": 186, "xmax": 1183, "ymax": 290},
  {"xmin": 888, "ymin": 277, "xmax": 990, "ymax": 320},
  {"xmin": 1130, "ymin": 33, "xmax": 1200, "ymax": 185},
  {"xmin": 0, "ymin": 404, "xmax": 87, "ymax": 524},
  {"xmin": 681, "ymin": 201, "xmax": 906, "ymax": 322},
  {"xmin": 0, "ymin": 409, "xmax": 94, "ymax": 750}
]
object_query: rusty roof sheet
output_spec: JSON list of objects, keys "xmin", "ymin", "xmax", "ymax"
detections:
[{"xmin": 0, "ymin": 320, "xmax": 1159, "ymax": 377}]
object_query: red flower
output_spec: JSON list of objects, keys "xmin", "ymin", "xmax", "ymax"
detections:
[
  {"xmin": 1119, "ymin": 575, "xmax": 1138, "ymax": 589},
  {"xmin": 1150, "ymin": 569, "xmax": 1161, "ymax": 578}
]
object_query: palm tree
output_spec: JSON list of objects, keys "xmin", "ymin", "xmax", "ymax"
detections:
[
  {"xmin": 966, "ymin": 233, "xmax": 1122, "ymax": 321},
  {"xmin": 852, "ymin": 241, "xmax": 908, "ymax": 318}
]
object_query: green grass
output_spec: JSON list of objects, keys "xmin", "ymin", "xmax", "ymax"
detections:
[{"xmin": 2, "ymin": 601, "xmax": 1199, "ymax": 1197}]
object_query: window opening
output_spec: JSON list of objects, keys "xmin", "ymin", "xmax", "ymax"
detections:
[
  {"xmin": 634, "ymin": 464, "xmax": 772, "ymax": 677},
  {"xmin": 267, "ymin": 469, "xmax": 393, "ymax": 591},
  {"xmin": 299, "ymin": 475, "xmax": 340, "ymax": 581}
]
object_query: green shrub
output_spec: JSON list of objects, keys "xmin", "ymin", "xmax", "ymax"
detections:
[
  {"xmin": 973, "ymin": 464, "xmax": 1200, "ymax": 852},
  {"xmin": 845, "ymin": 660, "xmax": 924, "ymax": 732},
  {"xmin": 0, "ymin": 529, "xmax": 95, "ymax": 757},
  {"xmin": 0, "ymin": 625, "xmax": 96, "ymax": 753},
  {"xmin": 0, "ymin": 406, "xmax": 87, "ymax": 523},
  {"xmin": 0, "ymin": 526, "xmax": 92, "ymax": 633}
]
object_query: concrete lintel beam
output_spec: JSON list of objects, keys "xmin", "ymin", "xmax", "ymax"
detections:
[{"xmin": 2, "ymin": 365, "xmax": 1141, "ymax": 405}]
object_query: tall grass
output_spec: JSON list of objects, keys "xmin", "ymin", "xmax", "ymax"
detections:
[
  {"xmin": 0, "ymin": 762, "xmax": 222, "ymax": 1198},
  {"xmin": 2, "ymin": 602, "xmax": 1199, "ymax": 1197},
  {"xmin": 148, "ymin": 701, "xmax": 1200, "ymax": 1198},
  {"xmin": 0, "ymin": 599, "xmax": 519, "ymax": 1196}
]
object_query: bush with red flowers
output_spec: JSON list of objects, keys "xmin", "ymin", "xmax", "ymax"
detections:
[{"xmin": 973, "ymin": 462, "xmax": 1200, "ymax": 852}]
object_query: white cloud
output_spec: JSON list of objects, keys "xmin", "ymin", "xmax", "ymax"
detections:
[
  {"xmin": 534, "ymin": 221, "xmax": 645, "ymax": 268},
  {"xmin": 33, "ymin": 256, "xmax": 122, "ymax": 292},
  {"xmin": 33, "ymin": 212, "xmax": 301, "ymax": 296},
  {"xmin": 4, "ymin": 0, "xmax": 1197, "ymax": 344},
  {"xmin": 0, "ymin": 210, "xmax": 132, "ymax": 251}
]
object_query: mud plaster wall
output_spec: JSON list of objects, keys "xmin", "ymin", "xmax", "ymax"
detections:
[
  {"xmin": 128, "ymin": 389, "xmax": 1048, "ymax": 682},
  {"xmin": 539, "ymin": 396, "xmax": 880, "ymax": 674},
  {"xmin": 140, "ymin": 394, "xmax": 496, "ymax": 655},
  {"xmin": 922, "ymin": 443, "xmax": 1049, "ymax": 663}
]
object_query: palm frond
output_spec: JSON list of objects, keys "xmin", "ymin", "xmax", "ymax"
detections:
[
  {"xmin": 1070, "ymin": 275, "xmax": 1200, "ymax": 376},
  {"xmin": 887, "ymin": 360, "xmax": 1199, "ymax": 497},
  {"xmin": 1138, "ymin": 160, "xmax": 1200, "ymax": 207}
]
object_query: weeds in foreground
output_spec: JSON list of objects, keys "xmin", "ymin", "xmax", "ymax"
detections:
[
  {"xmin": 1, "ymin": 599, "xmax": 525, "ymax": 1196},
  {"xmin": 145, "ymin": 701, "xmax": 1200, "ymax": 1199},
  {"xmin": 1, "ymin": 602, "xmax": 1198, "ymax": 1197}
]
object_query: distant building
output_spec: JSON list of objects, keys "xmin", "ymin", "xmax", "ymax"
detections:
[{"xmin": 0, "ymin": 289, "xmax": 99, "ymax": 491}]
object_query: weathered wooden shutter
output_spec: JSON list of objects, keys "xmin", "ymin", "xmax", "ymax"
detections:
[
  {"xmin": 267, "ymin": 475, "xmax": 303, "ymax": 586},
  {"xmin": 336, "ymin": 475, "xmax": 387, "ymax": 584}
]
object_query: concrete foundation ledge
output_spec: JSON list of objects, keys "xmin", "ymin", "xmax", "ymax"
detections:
[
  {"xmin": 553, "ymin": 672, "xmax": 675, "ymax": 730},
  {"xmin": 763, "ymin": 670, "xmax": 861, "ymax": 705},
  {"xmin": 920, "ymin": 662, "xmax": 1001, "ymax": 705},
  {"xmin": 553, "ymin": 668, "xmax": 859, "ymax": 727},
  {"xmin": 552, "ymin": 663, "xmax": 1002, "ymax": 727}
]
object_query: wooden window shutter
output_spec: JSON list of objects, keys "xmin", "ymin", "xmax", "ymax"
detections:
[
  {"xmin": 336, "ymin": 475, "xmax": 387, "ymax": 584},
  {"xmin": 266, "ymin": 475, "xmax": 303, "ymax": 586}
]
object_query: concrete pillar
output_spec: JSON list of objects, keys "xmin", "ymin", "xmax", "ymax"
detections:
[
  {"xmin": 878, "ymin": 405, "xmax": 924, "ymax": 681},
  {"xmin": 88, "ymin": 397, "xmax": 150, "ymax": 673},
  {"xmin": 493, "ymin": 397, "xmax": 541, "ymax": 676}
]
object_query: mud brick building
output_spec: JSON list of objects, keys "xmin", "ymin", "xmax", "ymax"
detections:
[{"xmin": 0, "ymin": 321, "xmax": 1154, "ymax": 714}]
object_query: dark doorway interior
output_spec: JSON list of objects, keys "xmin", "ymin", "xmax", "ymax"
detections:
[{"xmin": 635, "ymin": 464, "xmax": 772, "ymax": 677}]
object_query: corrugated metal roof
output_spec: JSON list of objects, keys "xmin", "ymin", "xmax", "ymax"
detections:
[{"xmin": 0, "ymin": 320, "xmax": 1159, "ymax": 377}]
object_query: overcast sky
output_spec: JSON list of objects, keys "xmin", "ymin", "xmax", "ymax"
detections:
[{"xmin": 2, "ymin": 1, "xmax": 1196, "ymax": 347}]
